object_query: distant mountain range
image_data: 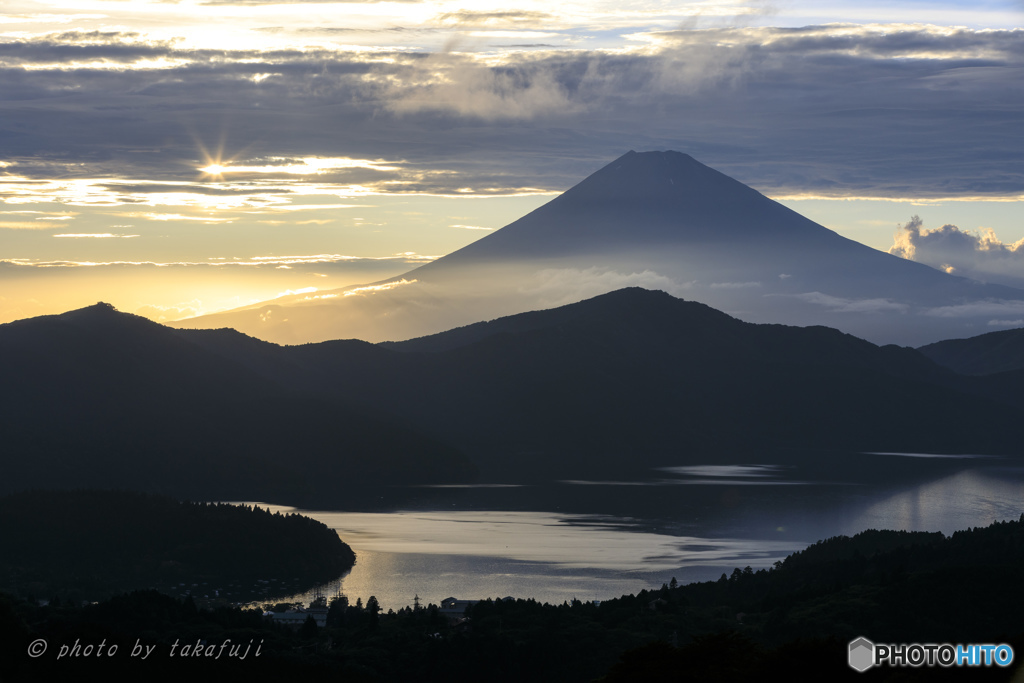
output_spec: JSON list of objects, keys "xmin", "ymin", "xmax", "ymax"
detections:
[
  {"xmin": 4, "ymin": 289, "xmax": 1022, "ymax": 502},
  {"xmin": 919, "ymin": 326, "xmax": 1024, "ymax": 375},
  {"xmin": 175, "ymin": 151, "xmax": 1024, "ymax": 347}
]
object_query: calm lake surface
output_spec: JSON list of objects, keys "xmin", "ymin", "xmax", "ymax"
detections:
[{"xmin": 249, "ymin": 451, "xmax": 1024, "ymax": 611}]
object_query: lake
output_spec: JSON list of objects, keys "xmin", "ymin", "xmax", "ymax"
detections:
[{"xmin": 248, "ymin": 451, "xmax": 1024, "ymax": 611}]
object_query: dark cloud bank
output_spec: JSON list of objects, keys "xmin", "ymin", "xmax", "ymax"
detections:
[{"xmin": 1, "ymin": 24, "xmax": 1022, "ymax": 198}]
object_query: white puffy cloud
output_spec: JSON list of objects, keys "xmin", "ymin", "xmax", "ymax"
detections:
[
  {"xmin": 889, "ymin": 215, "xmax": 1024, "ymax": 288},
  {"xmin": 385, "ymin": 49, "xmax": 582, "ymax": 120}
]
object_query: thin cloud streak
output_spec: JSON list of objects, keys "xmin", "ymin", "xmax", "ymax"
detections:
[
  {"xmin": 0, "ymin": 253, "xmax": 436, "ymax": 268},
  {"xmin": 53, "ymin": 233, "xmax": 139, "ymax": 238}
]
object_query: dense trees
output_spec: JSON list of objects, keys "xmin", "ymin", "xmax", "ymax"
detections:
[
  {"xmin": 0, "ymin": 490, "xmax": 355, "ymax": 602},
  {"xmin": 8, "ymin": 516, "xmax": 1024, "ymax": 681}
]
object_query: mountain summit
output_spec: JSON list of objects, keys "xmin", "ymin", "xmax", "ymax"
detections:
[
  {"xmin": 175, "ymin": 151, "xmax": 1024, "ymax": 345},
  {"xmin": 417, "ymin": 150, "xmax": 820, "ymax": 264}
]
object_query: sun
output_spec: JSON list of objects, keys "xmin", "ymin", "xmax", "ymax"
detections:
[
  {"xmin": 193, "ymin": 131, "xmax": 250, "ymax": 180},
  {"xmin": 200, "ymin": 163, "xmax": 227, "ymax": 176}
]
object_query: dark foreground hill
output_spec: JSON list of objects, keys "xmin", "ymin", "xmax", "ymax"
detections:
[
  {"xmin": 0, "ymin": 304, "xmax": 475, "ymax": 506},
  {"xmin": 0, "ymin": 490, "xmax": 354, "ymax": 602},
  {"xmin": 919, "ymin": 326, "xmax": 1024, "ymax": 375},
  {"xmin": 4, "ymin": 289, "xmax": 1023, "ymax": 499},
  {"xmin": 182, "ymin": 288, "xmax": 1024, "ymax": 480},
  {"xmin": 6, "ymin": 516, "xmax": 1024, "ymax": 682}
]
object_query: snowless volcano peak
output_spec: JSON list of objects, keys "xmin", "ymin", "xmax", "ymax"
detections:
[
  {"xmin": 561, "ymin": 150, "xmax": 760, "ymax": 204},
  {"xmin": 175, "ymin": 150, "xmax": 1024, "ymax": 347},
  {"xmin": 410, "ymin": 149, "xmax": 833, "ymax": 267}
]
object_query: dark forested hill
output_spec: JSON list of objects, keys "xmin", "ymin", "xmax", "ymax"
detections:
[
  {"xmin": 185, "ymin": 288, "xmax": 1024, "ymax": 480},
  {"xmin": 0, "ymin": 304, "xmax": 475, "ymax": 506},
  {"xmin": 4, "ymin": 290, "xmax": 1022, "ymax": 499},
  {"xmin": 0, "ymin": 489, "xmax": 355, "ymax": 602},
  {"xmin": 919, "ymin": 326, "xmax": 1024, "ymax": 375},
  {"xmin": 7, "ymin": 515, "xmax": 1024, "ymax": 682}
]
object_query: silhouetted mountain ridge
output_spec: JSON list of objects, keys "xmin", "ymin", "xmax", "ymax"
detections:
[
  {"xmin": 384, "ymin": 288, "xmax": 942, "ymax": 382},
  {"xmin": 919, "ymin": 326, "xmax": 1024, "ymax": 375},
  {"xmin": 181, "ymin": 288, "xmax": 1022, "ymax": 479},
  {"xmin": 0, "ymin": 305, "xmax": 475, "ymax": 506},
  {"xmin": 6, "ymin": 290, "xmax": 1022, "ymax": 493},
  {"xmin": 379, "ymin": 288, "xmax": 730, "ymax": 352}
]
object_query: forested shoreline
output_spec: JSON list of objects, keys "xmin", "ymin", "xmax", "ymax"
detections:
[
  {"xmin": 5, "ymin": 515, "xmax": 1024, "ymax": 681},
  {"xmin": 0, "ymin": 490, "xmax": 355, "ymax": 603}
]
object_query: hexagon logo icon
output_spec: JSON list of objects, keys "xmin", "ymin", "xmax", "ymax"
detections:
[{"xmin": 849, "ymin": 637, "xmax": 875, "ymax": 672}]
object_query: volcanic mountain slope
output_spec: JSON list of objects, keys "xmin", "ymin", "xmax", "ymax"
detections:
[{"xmin": 175, "ymin": 151, "xmax": 1024, "ymax": 347}]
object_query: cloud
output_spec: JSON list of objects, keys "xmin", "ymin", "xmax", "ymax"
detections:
[
  {"xmin": 889, "ymin": 215, "xmax": 1024, "ymax": 288},
  {"xmin": 434, "ymin": 11, "xmax": 555, "ymax": 28},
  {"xmin": 924, "ymin": 300, "xmax": 1024, "ymax": 319},
  {"xmin": 384, "ymin": 49, "xmax": 582, "ymax": 120},
  {"xmin": 1, "ymin": 24, "xmax": 1023, "ymax": 201},
  {"xmin": 0, "ymin": 252, "xmax": 435, "ymax": 269},
  {"xmin": 135, "ymin": 300, "xmax": 205, "ymax": 322},
  {"xmin": 53, "ymin": 233, "xmax": 139, "ymax": 238},
  {"xmin": 0, "ymin": 221, "xmax": 59, "ymax": 230},
  {"xmin": 274, "ymin": 286, "xmax": 317, "ymax": 298},
  {"xmin": 341, "ymin": 278, "xmax": 418, "ymax": 298},
  {"xmin": 708, "ymin": 281, "xmax": 761, "ymax": 289},
  {"xmin": 517, "ymin": 267, "xmax": 692, "ymax": 308},
  {"xmin": 0, "ymin": 158, "xmax": 556, "ymax": 205},
  {"xmin": 262, "ymin": 204, "xmax": 365, "ymax": 211},
  {"xmin": 200, "ymin": 156, "xmax": 401, "ymax": 176},
  {"xmin": 98, "ymin": 183, "xmax": 293, "ymax": 197},
  {"xmin": 0, "ymin": 32, "xmax": 180, "ymax": 66},
  {"xmin": 794, "ymin": 292, "xmax": 910, "ymax": 314},
  {"xmin": 117, "ymin": 213, "xmax": 234, "ymax": 222},
  {"xmin": 199, "ymin": 0, "xmax": 421, "ymax": 4}
]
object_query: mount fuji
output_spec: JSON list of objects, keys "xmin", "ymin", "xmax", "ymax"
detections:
[{"xmin": 175, "ymin": 151, "xmax": 1024, "ymax": 346}]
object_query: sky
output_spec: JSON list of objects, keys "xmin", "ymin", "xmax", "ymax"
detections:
[{"xmin": 1, "ymin": 0, "xmax": 1022, "ymax": 324}]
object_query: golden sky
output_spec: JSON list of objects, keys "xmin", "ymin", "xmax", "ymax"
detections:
[{"xmin": 2, "ymin": 0, "xmax": 1023, "ymax": 323}]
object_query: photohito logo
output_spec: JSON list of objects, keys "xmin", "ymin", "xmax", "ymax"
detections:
[
  {"xmin": 848, "ymin": 637, "xmax": 874, "ymax": 672},
  {"xmin": 848, "ymin": 637, "xmax": 1014, "ymax": 671}
]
